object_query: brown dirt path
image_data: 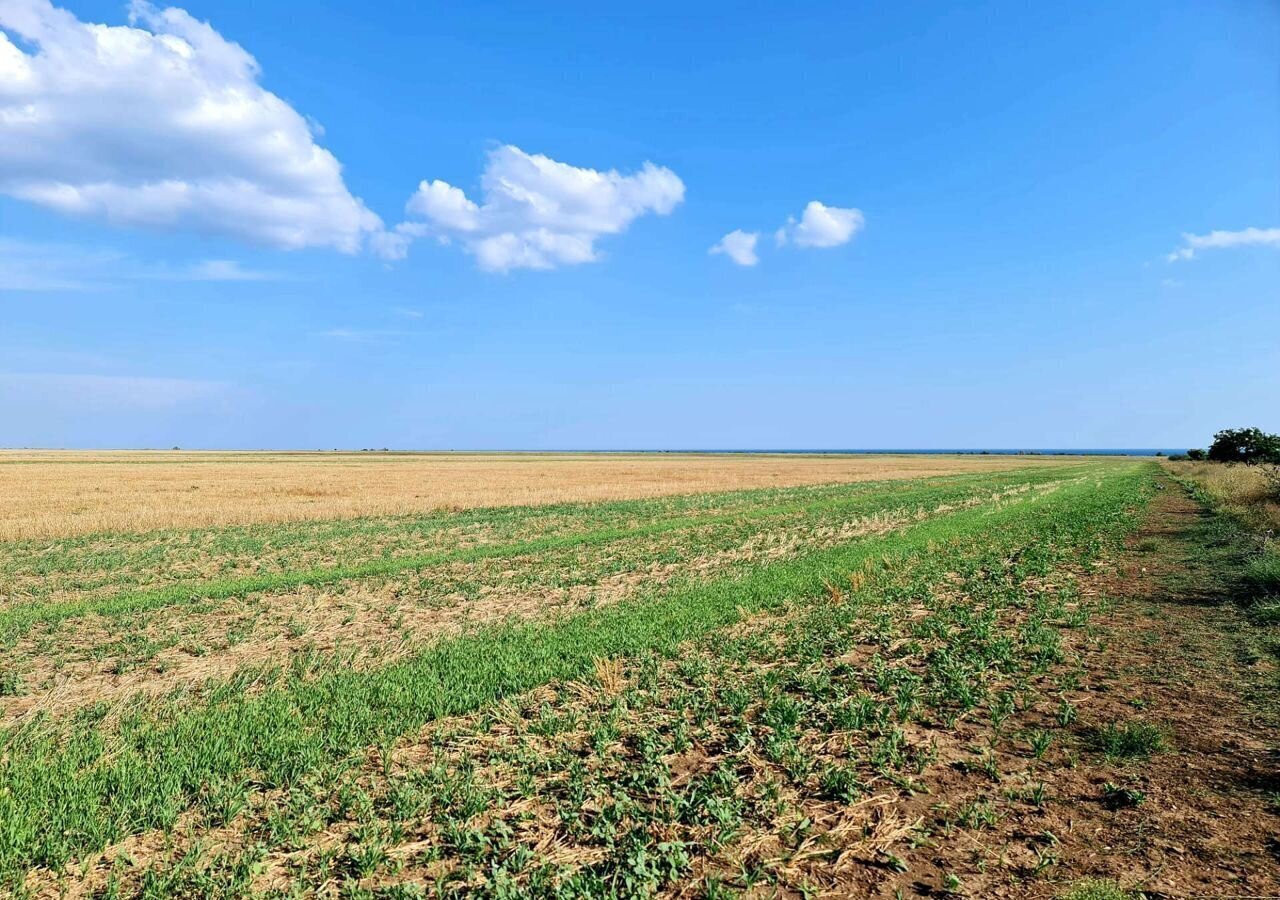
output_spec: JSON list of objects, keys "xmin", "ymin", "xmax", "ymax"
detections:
[{"xmin": 984, "ymin": 480, "xmax": 1280, "ymax": 897}]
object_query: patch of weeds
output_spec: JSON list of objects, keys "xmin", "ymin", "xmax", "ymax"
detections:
[
  {"xmin": 1244, "ymin": 549, "xmax": 1280, "ymax": 598},
  {"xmin": 1059, "ymin": 878, "xmax": 1144, "ymax": 900},
  {"xmin": 1100, "ymin": 781, "xmax": 1146, "ymax": 810},
  {"xmin": 955, "ymin": 799, "xmax": 998, "ymax": 830},
  {"xmin": 880, "ymin": 850, "xmax": 909, "ymax": 873},
  {"xmin": 1091, "ymin": 720, "xmax": 1167, "ymax": 760},
  {"xmin": 1247, "ymin": 597, "xmax": 1280, "ymax": 626},
  {"xmin": 817, "ymin": 765, "xmax": 864, "ymax": 803},
  {"xmin": 1007, "ymin": 781, "xmax": 1049, "ymax": 808}
]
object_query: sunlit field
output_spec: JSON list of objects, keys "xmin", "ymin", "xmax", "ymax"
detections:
[
  {"xmin": 0, "ymin": 451, "xmax": 1073, "ymax": 541},
  {"xmin": 2, "ymin": 0, "xmax": 1273, "ymax": 894},
  {"xmin": 1, "ymin": 454, "xmax": 1276, "ymax": 897}
]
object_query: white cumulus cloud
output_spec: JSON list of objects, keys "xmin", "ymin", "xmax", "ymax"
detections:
[
  {"xmin": 395, "ymin": 145, "xmax": 685, "ymax": 272},
  {"xmin": 1166, "ymin": 227, "xmax": 1280, "ymax": 262},
  {"xmin": 709, "ymin": 230, "xmax": 759, "ymax": 266},
  {"xmin": 0, "ymin": 0, "xmax": 384, "ymax": 253},
  {"xmin": 776, "ymin": 201, "xmax": 865, "ymax": 249}
]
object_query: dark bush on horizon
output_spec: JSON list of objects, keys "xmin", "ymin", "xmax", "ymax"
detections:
[{"xmin": 1207, "ymin": 428, "xmax": 1280, "ymax": 465}]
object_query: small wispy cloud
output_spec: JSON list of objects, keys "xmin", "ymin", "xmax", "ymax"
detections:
[
  {"xmin": 0, "ymin": 239, "xmax": 285, "ymax": 291},
  {"xmin": 390, "ymin": 306, "xmax": 425, "ymax": 319},
  {"xmin": 313, "ymin": 328, "xmax": 409, "ymax": 344},
  {"xmin": 184, "ymin": 260, "xmax": 282, "ymax": 282},
  {"xmin": 709, "ymin": 230, "xmax": 760, "ymax": 267},
  {"xmin": 1167, "ymin": 227, "xmax": 1280, "ymax": 262},
  {"xmin": 714, "ymin": 201, "xmax": 865, "ymax": 267},
  {"xmin": 0, "ymin": 239, "xmax": 124, "ymax": 291},
  {"xmin": 0, "ymin": 372, "xmax": 230, "ymax": 410}
]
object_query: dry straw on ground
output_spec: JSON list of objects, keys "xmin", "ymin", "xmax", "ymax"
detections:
[
  {"xmin": 1165, "ymin": 459, "xmax": 1280, "ymax": 531},
  {"xmin": 0, "ymin": 451, "xmax": 1067, "ymax": 541}
]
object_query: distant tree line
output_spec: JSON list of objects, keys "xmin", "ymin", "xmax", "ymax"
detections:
[{"xmin": 1169, "ymin": 427, "xmax": 1280, "ymax": 464}]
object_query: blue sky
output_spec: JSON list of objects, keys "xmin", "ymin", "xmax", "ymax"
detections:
[{"xmin": 1, "ymin": 0, "xmax": 1276, "ymax": 449}]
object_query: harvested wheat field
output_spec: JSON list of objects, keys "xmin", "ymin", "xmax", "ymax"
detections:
[
  {"xmin": 0, "ymin": 454, "xmax": 1276, "ymax": 899},
  {"xmin": 0, "ymin": 451, "xmax": 1070, "ymax": 541}
]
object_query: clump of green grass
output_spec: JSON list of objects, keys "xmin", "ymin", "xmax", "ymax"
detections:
[
  {"xmin": 1245, "ymin": 547, "xmax": 1280, "ymax": 599},
  {"xmin": 955, "ymin": 799, "xmax": 999, "ymax": 830},
  {"xmin": 1092, "ymin": 720, "xmax": 1167, "ymax": 760},
  {"xmin": 1060, "ymin": 878, "xmax": 1144, "ymax": 900}
]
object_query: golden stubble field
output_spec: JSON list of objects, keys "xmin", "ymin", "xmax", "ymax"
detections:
[{"xmin": 0, "ymin": 450, "xmax": 1076, "ymax": 540}]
